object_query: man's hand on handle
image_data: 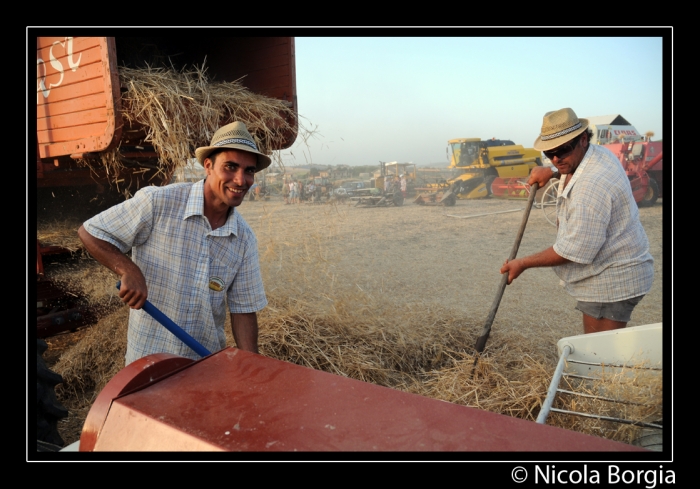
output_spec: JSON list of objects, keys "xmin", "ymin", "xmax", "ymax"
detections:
[
  {"xmin": 528, "ymin": 166, "xmax": 557, "ymax": 188},
  {"xmin": 500, "ymin": 258, "xmax": 526, "ymax": 285},
  {"xmin": 117, "ymin": 270, "xmax": 148, "ymax": 309}
]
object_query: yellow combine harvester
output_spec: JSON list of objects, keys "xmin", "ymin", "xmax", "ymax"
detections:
[{"xmin": 415, "ymin": 138, "xmax": 542, "ymax": 205}]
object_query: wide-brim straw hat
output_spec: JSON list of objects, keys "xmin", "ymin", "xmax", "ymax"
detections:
[
  {"xmin": 195, "ymin": 121, "xmax": 271, "ymax": 172},
  {"xmin": 533, "ymin": 108, "xmax": 589, "ymax": 151}
]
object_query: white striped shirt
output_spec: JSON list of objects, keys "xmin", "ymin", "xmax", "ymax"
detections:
[
  {"xmin": 84, "ymin": 180, "xmax": 267, "ymax": 364},
  {"xmin": 553, "ymin": 144, "xmax": 654, "ymax": 302}
]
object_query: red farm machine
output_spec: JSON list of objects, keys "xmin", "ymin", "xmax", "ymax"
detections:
[
  {"xmin": 602, "ymin": 139, "xmax": 662, "ymax": 206},
  {"xmin": 543, "ymin": 115, "xmax": 663, "ymax": 208},
  {"xmin": 67, "ymin": 345, "xmax": 652, "ymax": 452}
]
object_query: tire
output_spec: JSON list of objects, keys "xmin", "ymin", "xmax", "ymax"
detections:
[
  {"xmin": 37, "ymin": 339, "xmax": 68, "ymax": 448},
  {"xmin": 638, "ymin": 178, "xmax": 659, "ymax": 207},
  {"xmin": 392, "ymin": 193, "xmax": 404, "ymax": 206}
]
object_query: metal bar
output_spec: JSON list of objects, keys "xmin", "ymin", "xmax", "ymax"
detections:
[
  {"xmin": 563, "ymin": 373, "xmax": 600, "ymax": 381},
  {"xmin": 555, "ymin": 388, "xmax": 655, "ymax": 407},
  {"xmin": 537, "ymin": 344, "xmax": 571, "ymax": 424},
  {"xmin": 566, "ymin": 359, "xmax": 662, "ymax": 370},
  {"xmin": 548, "ymin": 408, "xmax": 663, "ymax": 429}
]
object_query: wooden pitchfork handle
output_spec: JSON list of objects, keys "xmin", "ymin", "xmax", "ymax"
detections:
[{"xmin": 474, "ymin": 182, "xmax": 539, "ymax": 356}]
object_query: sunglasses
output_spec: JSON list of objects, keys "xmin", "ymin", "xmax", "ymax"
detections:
[{"xmin": 544, "ymin": 136, "xmax": 580, "ymax": 160}]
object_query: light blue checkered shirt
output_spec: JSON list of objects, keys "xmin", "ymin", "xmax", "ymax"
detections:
[
  {"xmin": 84, "ymin": 180, "xmax": 267, "ymax": 364},
  {"xmin": 553, "ymin": 144, "xmax": 654, "ymax": 302}
]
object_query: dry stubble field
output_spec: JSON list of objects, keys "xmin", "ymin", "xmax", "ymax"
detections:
[{"xmin": 37, "ymin": 189, "xmax": 665, "ymax": 448}]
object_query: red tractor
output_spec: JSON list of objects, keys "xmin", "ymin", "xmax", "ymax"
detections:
[
  {"xmin": 585, "ymin": 115, "xmax": 662, "ymax": 207},
  {"xmin": 602, "ymin": 139, "xmax": 663, "ymax": 207}
]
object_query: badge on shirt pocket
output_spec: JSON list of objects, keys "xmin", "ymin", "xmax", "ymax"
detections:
[{"xmin": 209, "ymin": 276, "xmax": 225, "ymax": 291}]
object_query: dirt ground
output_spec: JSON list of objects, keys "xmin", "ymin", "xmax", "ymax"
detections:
[
  {"xmin": 36, "ymin": 189, "xmax": 665, "ymax": 449},
  {"xmin": 240, "ymin": 192, "xmax": 663, "ymax": 333}
]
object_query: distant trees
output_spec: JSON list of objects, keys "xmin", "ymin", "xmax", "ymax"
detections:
[{"xmin": 351, "ymin": 165, "xmax": 379, "ymax": 177}]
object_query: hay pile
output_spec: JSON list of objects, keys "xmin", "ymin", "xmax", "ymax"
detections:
[
  {"xmin": 546, "ymin": 365, "xmax": 663, "ymax": 444},
  {"xmin": 37, "ymin": 219, "xmax": 83, "ymax": 252},
  {"xmin": 84, "ymin": 63, "xmax": 297, "ymax": 194}
]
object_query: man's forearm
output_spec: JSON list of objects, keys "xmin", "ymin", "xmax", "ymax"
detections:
[
  {"xmin": 520, "ymin": 246, "xmax": 571, "ymax": 269},
  {"xmin": 502, "ymin": 246, "xmax": 571, "ymax": 284},
  {"xmin": 78, "ymin": 225, "xmax": 138, "ymax": 277},
  {"xmin": 231, "ymin": 312, "xmax": 259, "ymax": 353},
  {"xmin": 78, "ymin": 225, "xmax": 147, "ymax": 308}
]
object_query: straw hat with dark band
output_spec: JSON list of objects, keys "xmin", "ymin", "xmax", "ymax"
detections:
[
  {"xmin": 533, "ymin": 108, "xmax": 589, "ymax": 151},
  {"xmin": 195, "ymin": 121, "xmax": 272, "ymax": 172}
]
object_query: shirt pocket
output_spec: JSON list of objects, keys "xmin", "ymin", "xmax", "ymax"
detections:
[
  {"xmin": 207, "ymin": 257, "xmax": 236, "ymax": 308},
  {"xmin": 208, "ymin": 236, "xmax": 244, "ymax": 303}
]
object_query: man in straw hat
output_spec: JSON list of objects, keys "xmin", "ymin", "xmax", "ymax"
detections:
[
  {"xmin": 500, "ymin": 108, "xmax": 654, "ymax": 334},
  {"xmin": 79, "ymin": 121, "xmax": 269, "ymax": 363}
]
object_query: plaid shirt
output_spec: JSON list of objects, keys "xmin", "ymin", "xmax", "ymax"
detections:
[
  {"xmin": 84, "ymin": 180, "xmax": 267, "ymax": 364},
  {"xmin": 553, "ymin": 144, "xmax": 654, "ymax": 302}
]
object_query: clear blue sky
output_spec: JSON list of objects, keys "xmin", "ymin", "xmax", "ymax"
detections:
[{"xmin": 280, "ymin": 35, "xmax": 665, "ymax": 168}]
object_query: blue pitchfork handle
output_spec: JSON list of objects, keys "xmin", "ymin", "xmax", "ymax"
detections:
[{"xmin": 116, "ymin": 281, "xmax": 212, "ymax": 357}]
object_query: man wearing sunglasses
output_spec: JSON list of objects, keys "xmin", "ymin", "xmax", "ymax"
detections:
[{"xmin": 500, "ymin": 108, "xmax": 654, "ymax": 334}]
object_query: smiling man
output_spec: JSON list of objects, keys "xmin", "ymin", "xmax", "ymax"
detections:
[
  {"xmin": 78, "ymin": 121, "xmax": 269, "ymax": 363},
  {"xmin": 500, "ymin": 108, "xmax": 654, "ymax": 334}
]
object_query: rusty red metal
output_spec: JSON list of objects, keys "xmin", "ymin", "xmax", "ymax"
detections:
[
  {"xmin": 80, "ymin": 353, "xmax": 196, "ymax": 452},
  {"xmin": 603, "ymin": 141, "xmax": 663, "ymax": 202},
  {"xmin": 36, "ymin": 239, "xmax": 73, "ymax": 276},
  {"xmin": 36, "ymin": 37, "xmax": 122, "ymax": 161},
  {"xmin": 83, "ymin": 348, "xmax": 648, "ymax": 452}
]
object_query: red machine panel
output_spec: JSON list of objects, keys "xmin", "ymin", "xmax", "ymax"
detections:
[{"xmin": 83, "ymin": 348, "xmax": 647, "ymax": 452}]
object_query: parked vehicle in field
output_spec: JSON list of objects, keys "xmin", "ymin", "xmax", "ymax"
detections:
[
  {"xmin": 586, "ymin": 114, "xmax": 662, "ymax": 207},
  {"xmin": 375, "ymin": 162, "xmax": 417, "ymax": 195},
  {"xmin": 414, "ymin": 138, "xmax": 542, "ymax": 205},
  {"xmin": 343, "ymin": 181, "xmax": 365, "ymax": 193},
  {"xmin": 314, "ymin": 177, "xmax": 333, "ymax": 200}
]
